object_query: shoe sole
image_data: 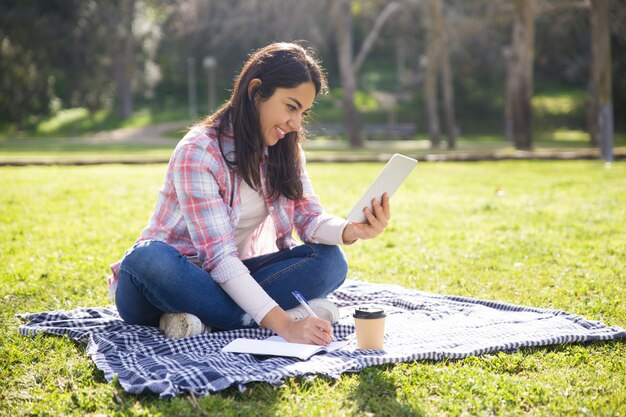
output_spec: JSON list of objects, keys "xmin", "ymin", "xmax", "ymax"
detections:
[{"xmin": 160, "ymin": 313, "xmax": 205, "ymax": 338}]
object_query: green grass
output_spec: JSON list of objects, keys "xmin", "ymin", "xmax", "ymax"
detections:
[
  {"xmin": 0, "ymin": 104, "xmax": 191, "ymax": 139},
  {"xmin": 1, "ymin": 161, "xmax": 625, "ymax": 416},
  {"xmin": 0, "ymin": 136, "xmax": 178, "ymax": 163},
  {"xmin": 1, "ymin": 86, "xmax": 624, "ymax": 165},
  {"xmin": 1, "ymin": 131, "xmax": 625, "ymax": 165}
]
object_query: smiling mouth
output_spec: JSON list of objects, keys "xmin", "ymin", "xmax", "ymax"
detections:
[{"xmin": 275, "ymin": 126, "xmax": 287, "ymax": 139}]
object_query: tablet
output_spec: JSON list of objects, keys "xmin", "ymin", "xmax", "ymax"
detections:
[{"xmin": 346, "ymin": 153, "xmax": 417, "ymax": 223}]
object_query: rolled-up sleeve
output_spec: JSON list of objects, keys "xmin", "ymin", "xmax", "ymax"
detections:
[
  {"xmin": 310, "ymin": 216, "xmax": 350, "ymax": 245},
  {"xmin": 291, "ymin": 148, "xmax": 350, "ymax": 245},
  {"xmin": 292, "ymin": 149, "xmax": 325, "ymax": 239}
]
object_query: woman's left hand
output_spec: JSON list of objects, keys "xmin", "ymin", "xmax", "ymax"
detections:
[{"xmin": 342, "ymin": 193, "xmax": 391, "ymax": 243}]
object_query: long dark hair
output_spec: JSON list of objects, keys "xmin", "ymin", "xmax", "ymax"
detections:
[{"xmin": 202, "ymin": 42, "xmax": 327, "ymax": 201}]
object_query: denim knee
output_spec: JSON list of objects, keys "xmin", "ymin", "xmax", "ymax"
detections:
[
  {"xmin": 120, "ymin": 240, "xmax": 180, "ymax": 286},
  {"xmin": 312, "ymin": 244, "xmax": 348, "ymax": 291}
]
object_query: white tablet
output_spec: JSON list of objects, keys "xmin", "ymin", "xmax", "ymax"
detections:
[{"xmin": 346, "ymin": 153, "xmax": 417, "ymax": 223}]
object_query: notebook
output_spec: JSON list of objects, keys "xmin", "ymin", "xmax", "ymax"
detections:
[
  {"xmin": 222, "ymin": 336, "xmax": 348, "ymax": 360},
  {"xmin": 346, "ymin": 153, "xmax": 418, "ymax": 223}
]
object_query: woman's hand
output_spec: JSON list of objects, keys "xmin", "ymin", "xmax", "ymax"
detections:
[
  {"xmin": 342, "ymin": 192, "xmax": 391, "ymax": 243},
  {"xmin": 282, "ymin": 317, "xmax": 334, "ymax": 345},
  {"xmin": 260, "ymin": 306, "xmax": 334, "ymax": 346}
]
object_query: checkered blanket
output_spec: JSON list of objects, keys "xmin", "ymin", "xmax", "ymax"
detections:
[{"xmin": 17, "ymin": 280, "xmax": 625, "ymax": 398}]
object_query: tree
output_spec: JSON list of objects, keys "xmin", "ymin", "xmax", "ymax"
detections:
[
  {"xmin": 422, "ymin": 0, "xmax": 457, "ymax": 149},
  {"xmin": 332, "ymin": 0, "xmax": 360, "ymax": 148},
  {"xmin": 94, "ymin": 0, "xmax": 167, "ymax": 119},
  {"xmin": 588, "ymin": 0, "xmax": 613, "ymax": 161},
  {"xmin": 439, "ymin": 5, "xmax": 457, "ymax": 150},
  {"xmin": 332, "ymin": 0, "xmax": 401, "ymax": 148},
  {"xmin": 423, "ymin": 0, "xmax": 441, "ymax": 148},
  {"xmin": 0, "ymin": 36, "xmax": 49, "ymax": 130},
  {"xmin": 0, "ymin": 0, "xmax": 81, "ymax": 129},
  {"xmin": 161, "ymin": 0, "xmax": 333, "ymax": 111},
  {"xmin": 506, "ymin": 0, "xmax": 535, "ymax": 150},
  {"xmin": 101, "ymin": 0, "xmax": 137, "ymax": 119}
]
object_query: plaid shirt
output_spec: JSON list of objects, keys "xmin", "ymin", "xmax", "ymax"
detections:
[{"xmin": 108, "ymin": 124, "xmax": 344, "ymax": 296}]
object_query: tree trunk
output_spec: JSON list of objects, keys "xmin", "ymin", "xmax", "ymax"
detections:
[
  {"xmin": 510, "ymin": 0, "xmax": 535, "ymax": 150},
  {"xmin": 424, "ymin": 0, "xmax": 442, "ymax": 149},
  {"xmin": 332, "ymin": 1, "xmax": 400, "ymax": 148},
  {"xmin": 113, "ymin": 0, "xmax": 135, "ymax": 119},
  {"xmin": 333, "ymin": 0, "xmax": 361, "ymax": 148},
  {"xmin": 588, "ymin": 0, "xmax": 613, "ymax": 161},
  {"xmin": 503, "ymin": 46, "xmax": 514, "ymax": 145},
  {"xmin": 439, "ymin": 3, "xmax": 457, "ymax": 150}
]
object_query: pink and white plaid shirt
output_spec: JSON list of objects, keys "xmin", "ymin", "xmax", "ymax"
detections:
[{"xmin": 108, "ymin": 123, "xmax": 343, "ymax": 297}]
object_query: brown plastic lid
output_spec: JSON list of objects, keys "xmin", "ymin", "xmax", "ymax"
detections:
[{"xmin": 353, "ymin": 307, "xmax": 386, "ymax": 319}]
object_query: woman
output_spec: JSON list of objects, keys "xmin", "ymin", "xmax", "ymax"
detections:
[{"xmin": 108, "ymin": 42, "xmax": 390, "ymax": 346}]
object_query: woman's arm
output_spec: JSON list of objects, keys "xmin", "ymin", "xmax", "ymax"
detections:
[
  {"xmin": 292, "ymin": 147, "xmax": 392, "ymax": 245},
  {"xmin": 221, "ymin": 273, "xmax": 333, "ymax": 346}
]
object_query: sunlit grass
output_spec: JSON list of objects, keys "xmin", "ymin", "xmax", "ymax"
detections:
[
  {"xmin": 532, "ymin": 90, "xmax": 586, "ymax": 116},
  {"xmin": 1, "ymin": 132, "xmax": 624, "ymax": 165},
  {"xmin": 1, "ymin": 105, "xmax": 191, "ymax": 139},
  {"xmin": 36, "ymin": 108, "xmax": 93, "ymax": 134},
  {"xmin": 550, "ymin": 129, "xmax": 589, "ymax": 142},
  {"xmin": 1, "ymin": 161, "xmax": 625, "ymax": 416}
]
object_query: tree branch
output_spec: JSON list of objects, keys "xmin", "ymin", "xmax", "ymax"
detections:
[{"xmin": 353, "ymin": 1, "xmax": 402, "ymax": 74}]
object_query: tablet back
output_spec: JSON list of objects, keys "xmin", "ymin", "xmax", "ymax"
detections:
[{"xmin": 346, "ymin": 153, "xmax": 417, "ymax": 223}]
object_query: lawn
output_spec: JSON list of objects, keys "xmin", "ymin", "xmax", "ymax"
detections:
[
  {"xmin": 1, "ymin": 131, "xmax": 625, "ymax": 166},
  {"xmin": 1, "ymin": 161, "xmax": 625, "ymax": 416},
  {"xmin": 1, "ymin": 91, "xmax": 625, "ymax": 165}
]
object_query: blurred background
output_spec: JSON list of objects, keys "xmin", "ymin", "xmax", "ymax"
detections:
[{"xmin": 0, "ymin": 0, "xmax": 624, "ymax": 155}]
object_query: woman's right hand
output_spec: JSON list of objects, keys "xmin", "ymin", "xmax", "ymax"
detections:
[{"xmin": 260, "ymin": 306, "xmax": 334, "ymax": 346}]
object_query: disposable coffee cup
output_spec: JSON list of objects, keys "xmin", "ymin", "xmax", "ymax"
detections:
[{"xmin": 353, "ymin": 307, "xmax": 386, "ymax": 350}]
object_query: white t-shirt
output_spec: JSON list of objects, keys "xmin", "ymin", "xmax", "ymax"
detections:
[
  {"xmin": 235, "ymin": 180, "xmax": 270, "ymax": 258},
  {"xmin": 220, "ymin": 179, "xmax": 350, "ymax": 326}
]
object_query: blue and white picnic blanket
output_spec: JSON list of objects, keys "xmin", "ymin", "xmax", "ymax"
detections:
[{"xmin": 18, "ymin": 280, "xmax": 625, "ymax": 398}]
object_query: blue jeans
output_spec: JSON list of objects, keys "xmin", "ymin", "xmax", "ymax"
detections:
[{"xmin": 115, "ymin": 240, "xmax": 348, "ymax": 330}]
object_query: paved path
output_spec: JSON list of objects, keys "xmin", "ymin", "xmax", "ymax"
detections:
[
  {"xmin": 1, "ymin": 121, "xmax": 623, "ymax": 165},
  {"xmin": 85, "ymin": 121, "xmax": 189, "ymax": 145}
]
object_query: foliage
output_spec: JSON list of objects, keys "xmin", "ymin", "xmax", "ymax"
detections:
[
  {"xmin": 1, "ymin": 161, "xmax": 625, "ymax": 416},
  {"xmin": 0, "ymin": 0, "xmax": 164, "ymax": 127},
  {"xmin": 1, "ymin": 1, "xmax": 625, "ymax": 134}
]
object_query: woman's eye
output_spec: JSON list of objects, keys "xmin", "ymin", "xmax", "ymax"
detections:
[{"xmin": 287, "ymin": 104, "xmax": 296, "ymax": 111}]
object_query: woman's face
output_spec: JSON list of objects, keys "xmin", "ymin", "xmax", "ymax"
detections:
[{"xmin": 256, "ymin": 81, "xmax": 316, "ymax": 147}]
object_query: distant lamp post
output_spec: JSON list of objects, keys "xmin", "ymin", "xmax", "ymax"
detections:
[
  {"xmin": 203, "ymin": 56, "xmax": 217, "ymax": 113},
  {"xmin": 187, "ymin": 57, "xmax": 197, "ymax": 118}
]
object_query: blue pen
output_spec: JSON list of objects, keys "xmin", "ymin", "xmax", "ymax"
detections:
[{"xmin": 292, "ymin": 291, "xmax": 335, "ymax": 341}]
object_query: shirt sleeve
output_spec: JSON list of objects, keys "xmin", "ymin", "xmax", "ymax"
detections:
[
  {"xmin": 310, "ymin": 216, "xmax": 351, "ymax": 245},
  {"xmin": 219, "ymin": 273, "xmax": 278, "ymax": 324},
  {"xmin": 291, "ymin": 146, "xmax": 341, "ymax": 243},
  {"xmin": 170, "ymin": 142, "xmax": 249, "ymax": 284}
]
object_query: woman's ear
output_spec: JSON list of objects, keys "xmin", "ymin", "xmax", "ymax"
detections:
[{"xmin": 247, "ymin": 78, "xmax": 262, "ymax": 101}]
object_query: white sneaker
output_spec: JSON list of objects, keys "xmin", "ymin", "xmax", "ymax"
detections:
[
  {"xmin": 286, "ymin": 298, "xmax": 340, "ymax": 324},
  {"xmin": 159, "ymin": 312, "xmax": 211, "ymax": 338}
]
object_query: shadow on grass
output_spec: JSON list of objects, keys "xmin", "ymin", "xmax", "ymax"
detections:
[
  {"xmin": 103, "ymin": 360, "xmax": 283, "ymax": 416},
  {"xmin": 349, "ymin": 365, "xmax": 424, "ymax": 417}
]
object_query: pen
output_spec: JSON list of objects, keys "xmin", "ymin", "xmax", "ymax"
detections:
[{"xmin": 291, "ymin": 291, "xmax": 335, "ymax": 341}]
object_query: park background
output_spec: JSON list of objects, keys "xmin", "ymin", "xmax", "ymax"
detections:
[
  {"xmin": 1, "ymin": 1, "xmax": 626, "ymax": 416},
  {"xmin": 0, "ymin": 0, "xmax": 625, "ymax": 159}
]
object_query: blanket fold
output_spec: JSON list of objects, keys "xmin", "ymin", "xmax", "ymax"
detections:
[{"xmin": 18, "ymin": 280, "xmax": 625, "ymax": 397}]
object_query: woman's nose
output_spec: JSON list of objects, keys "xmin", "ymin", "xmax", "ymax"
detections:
[{"xmin": 288, "ymin": 115, "xmax": 302, "ymax": 131}]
